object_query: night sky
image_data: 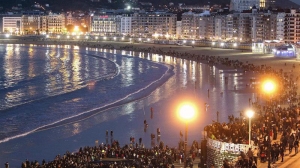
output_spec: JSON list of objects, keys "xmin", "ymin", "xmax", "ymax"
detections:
[{"xmin": 290, "ymin": 0, "xmax": 300, "ymax": 5}]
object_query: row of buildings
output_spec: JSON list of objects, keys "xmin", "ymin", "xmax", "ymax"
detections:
[{"xmin": 1, "ymin": 7, "xmax": 300, "ymax": 43}]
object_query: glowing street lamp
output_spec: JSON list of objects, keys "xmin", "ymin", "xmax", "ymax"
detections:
[
  {"xmin": 262, "ymin": 80, "xmax": 276, "ymax": 168},
  {"xmin": 153, "ymin": 33, "xmax": 159, "ymax": 39},
  {"xmin": 165, "ymin": 33, "xmax": 170, "ymax": 39},
  {"xmin": 74, "ymin": 26, "xmax": 79, "ymax": 34},
  {"xmin": 179, "ymin": 104, "xmax": 196, "ymax": 168},
  {"xmin": 262, "ymin": 80, "xmax": 276, "ymax": 94},
  {"xmin": 246, "ymin": 109, "xmax": 254, "ymax": 146}
]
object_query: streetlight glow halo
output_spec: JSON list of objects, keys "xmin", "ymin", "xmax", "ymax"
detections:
[
  {"xmin": 246, "ymin": 109, "xmax": 254, "ymax": 118},
  {"xmin": 179, "ymin": 104, "xmax": 196, "ymax": 120},
  {"xmin": 262, "ymin": 80, "xmax": 276, "ymax": 93}
]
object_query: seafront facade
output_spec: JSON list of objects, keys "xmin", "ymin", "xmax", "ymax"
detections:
[{"xmin": 0, "ymin": 7, "xmax": 300, "ymax": 44}]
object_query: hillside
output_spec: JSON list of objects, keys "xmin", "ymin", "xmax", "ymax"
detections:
[{"xmin": 0, "ymin": 0, "xmax": 298, "ymax": 11}]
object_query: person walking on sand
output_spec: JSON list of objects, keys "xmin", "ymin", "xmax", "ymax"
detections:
[{"xmin": 253, "ymin": 148, "xmax": 258, "ymax": 165}]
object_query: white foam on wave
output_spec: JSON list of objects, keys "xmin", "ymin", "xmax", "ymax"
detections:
[{"xmin": 0, "ymin": 52, "xmax": 172, "ymax": 144}]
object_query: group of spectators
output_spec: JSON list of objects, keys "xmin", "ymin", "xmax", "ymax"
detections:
[{"xmin": 19, "ymin": 138, "xmax": 203, "ymax": 168}]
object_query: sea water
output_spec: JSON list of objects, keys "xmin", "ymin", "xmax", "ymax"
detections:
[{"xmin": 0, "ymin": 44, "xmax": 256, "ymax": 167}]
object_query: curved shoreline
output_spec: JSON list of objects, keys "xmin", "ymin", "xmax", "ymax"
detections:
[
  {"xmin": 1, "ymin": 40, "xmax": 300, "ymax": 168},
  {"xmin": 1, "ymin": 39, "xmax": 298, "ymax": 75}
]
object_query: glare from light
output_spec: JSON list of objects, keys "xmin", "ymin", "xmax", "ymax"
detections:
[
  {"xmin": 179, "ymin": 104, "xmax": 196, "ymax": 120},
  {"xmin": 263, "ymin": 80, "xmax": 276, "ymax": 94},
  {"xmin": 246, "ymin": 109, "xmax": 254, "ymax": 118}
]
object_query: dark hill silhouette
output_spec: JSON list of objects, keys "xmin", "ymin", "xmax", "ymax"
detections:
[{"xmin": 0, "ymin": 0, "xmax": 298, "ymax": 11}]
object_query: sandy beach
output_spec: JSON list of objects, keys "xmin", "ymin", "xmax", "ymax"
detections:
[
  {"xmin": 0, "ymin": 39, "xmax": 300, "ymax": 167},
  {"xmin": 1, "ymin": 38, "xmax": 299, "ymax": 75}
]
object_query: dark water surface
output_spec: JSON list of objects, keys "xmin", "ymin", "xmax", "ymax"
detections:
[{"xmin": 0, "ymin": 44, "xmax": 256, "ymax": 167}]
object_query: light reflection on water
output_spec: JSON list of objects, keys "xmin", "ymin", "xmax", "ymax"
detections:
[{"xmin": 0, "ymin": 44, "xmax": 259, "ymax": 167}]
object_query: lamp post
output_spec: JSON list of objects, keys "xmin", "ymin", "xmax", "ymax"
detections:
[
  {"xmin": 262, "ymin": 80, "xmax": 276, "ymax": 168},
  {"xmin": 246, "ymin": 109, "xmax": 254, "ymax": 146},
  {"xmin": 179, "ymin": 104, "xmax": 196, "ymax": 168}
]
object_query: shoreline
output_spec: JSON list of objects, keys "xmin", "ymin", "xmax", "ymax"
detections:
[
  {"xmin": 1, "ymin": 40, "xmax": 300, "ymax": 167},
  {"xmin": 1, "ymin": 39, "xmax": 299, "ymax": 74}
]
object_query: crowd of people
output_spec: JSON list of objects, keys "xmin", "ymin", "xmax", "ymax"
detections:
[{"xmin": 18, "ymin": 137, "xmax": 202, "ymax": 168}]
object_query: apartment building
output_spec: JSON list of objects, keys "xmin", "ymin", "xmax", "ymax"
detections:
[
  {"xmin": 237, "ymin": 11, "xmax": 252, "ymax": 42},
  {"xmin": 182, "ymin": 10, "xmax": 210, "ymax": 39},
  {"xmin": 47, "ymin": 13, "xmax": 65, "ymax": 34},
  {"xmin": 120, "ymin": 14, "xmax": 132, "ymax": 35},
  {"xmin": 250, "ymin": 9, "xmax": 272, "ymax": 42},
  {"xmin": 230, "ymin": 0, "xmax": 273, "ymax": 12},
  {"xmin": 176, "ymin": 21, "xmax": 182, "ymax": 39},
  {"xmin": 275, "ymin": 12, "xmax": 285, "ymax": 41},
  {"xmin": 131, "ymin": 12, "xmax": 177, "ymax": 38},
  {"xmin": 214, "ymin": 15, "xmax": 227, "ymax": 40},
  {"xmin": 284, "ymin": 9, "xmax": 300, "ymax": 43},
  {"xmin": 91, "ymin": 14, "xmax": 117, "ymax": 35},
  {"xmin": 21, "ymin": 11, "xmax": 44, "ymax": 35},
  {"xmin": 2, "ymin": 16, "xmax": 21, "ymax": 34}
]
